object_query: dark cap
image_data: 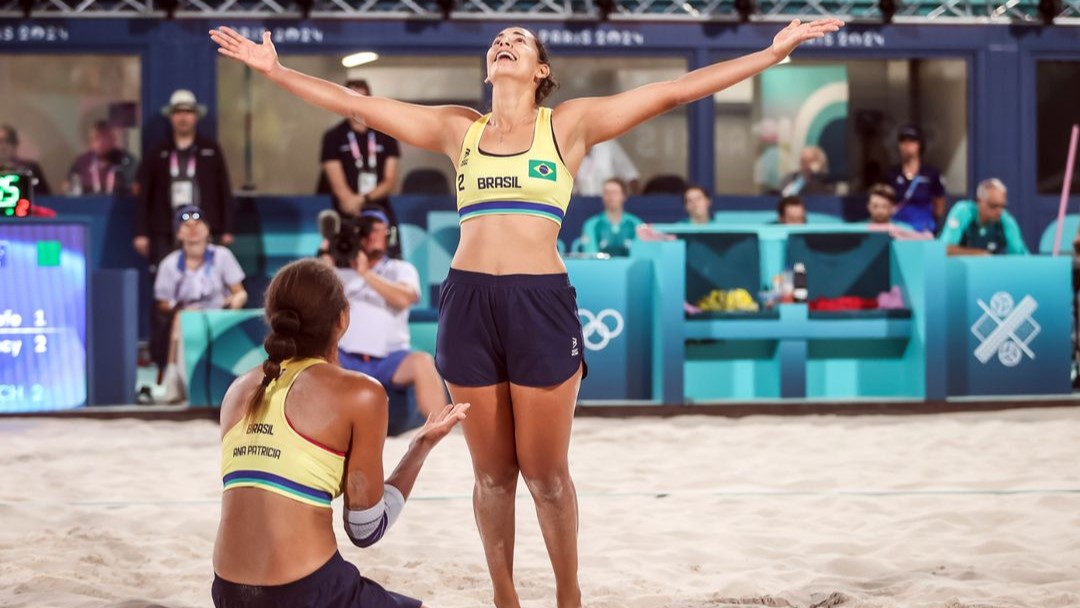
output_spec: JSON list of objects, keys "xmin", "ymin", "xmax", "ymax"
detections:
[
  {"xmin": 897, "ymin": 124, "xmax": 923, "ymax": 142},
  {"xmin": 174, "ymin": 204, "xmax": 204, "ymax": 232}
]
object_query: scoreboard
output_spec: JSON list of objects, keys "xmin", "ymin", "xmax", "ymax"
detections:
[
  {"xmin": 0, "ymin": 222, "xmax": 88, "ymax": 412},
  {"xmin": 0, "ymin": 171, "xmax": 33, "ymax": 218}
]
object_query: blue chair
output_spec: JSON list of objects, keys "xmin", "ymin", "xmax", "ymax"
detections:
[{"xmin": 1039, "ymin": 214, "xmax": 1079, "ymax": 255}]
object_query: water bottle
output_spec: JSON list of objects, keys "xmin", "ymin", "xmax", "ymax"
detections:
[
  {"xmin": 793, "ymin": 262, "xmax": 808, "ymax": 303},
  {"xmin": 69, "ymin": 173, "xmax": 83, "ymax": 196}
]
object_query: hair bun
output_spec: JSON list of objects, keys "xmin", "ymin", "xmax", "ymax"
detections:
[{"xmin": 270, "ymin": 308, "xmax": 301, "ymax": 336}]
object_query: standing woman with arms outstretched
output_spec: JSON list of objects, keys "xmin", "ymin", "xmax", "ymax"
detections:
[{"xmin": 211, "ymin": 20, "xmax": 842, "ymax": 607}]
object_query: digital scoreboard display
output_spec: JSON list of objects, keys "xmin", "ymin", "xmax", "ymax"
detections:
[
  {"xmin": 0, "ymin": 170, "xmax": 34, "ymax": 218},
  {"xmin": 0, "ymin": 223, "xmax": 88, "ymax": 412}
]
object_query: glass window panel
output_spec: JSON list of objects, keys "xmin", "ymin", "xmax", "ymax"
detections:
[
  {"xmin": 218, "ymin": 54, "xmax": 483, "ymax": 195},
  {"xmin": 546, "ymin": 55, "xmax": 688, "ymax": 193},
  {"xmin": 1036, "ymin": 61, "xmax": 1080, "ymax": 195},
  {"xmin": 714, "ymin": 58, "xmax": 968, "ymax": 197},
  {"xmin": 0, "ymin": 54, "xmax": 142, "ymax": 196}
]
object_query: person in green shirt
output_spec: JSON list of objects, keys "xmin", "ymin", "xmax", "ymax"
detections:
[
  {"xmin": 579, "ymin": 178, "xmax": 643, "ymax": 256},
  {"xmin": 940, "ymin": 178, "xmax": 1029, "ymax": 256},
  {"xmin": 682, "ymin": 184, "xmax": 713, "ymax": 225}
]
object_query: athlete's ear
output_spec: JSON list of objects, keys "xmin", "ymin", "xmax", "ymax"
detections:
[{"xmin": 535, "ymin": 63, "xmax": 550, "ymax": 83}]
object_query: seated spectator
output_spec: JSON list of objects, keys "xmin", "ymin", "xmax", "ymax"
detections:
[
  {"xmin": 575, "ymin": 139, "xmax": 641, "ymax": 196},
  {"xmin": 154, "ymin": 205, "xmax": 248, "ymax": 403},
  {"xmin": 63, "ymin": 120, "xmax": 139, "ymax": 196},
  {"xmin": 328, "ymin": 209, "xmax": 444, "ymax": 428},
  {"xmin": 777, "ymin": 195, "xmax": 807, "ymax": 225},
  {"xmin": 682, "ymin": 184, "xmax": 713, "ymax": 225},
  {"xmin": 580, "ymin": 178, "xmax": 643, "ymax": 256},
  {"xmin": 865, "ymin": 183, "xmax": 914, "ymax": 230},
  {"xmin": 941, "ymin": 178, "xmax": 1028, "ymax": 256},
  {"xmin": 778, "ymin": 146, "xmax": 835, "ymax": 197},
  {"xmin": 0, "ymin": 124, "xmax": 51, "ymax": 196}
]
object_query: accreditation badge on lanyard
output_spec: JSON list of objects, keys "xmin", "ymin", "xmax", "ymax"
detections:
[
  {"xmin": 170, "ymin": 149, "xmax": 198, "ymax": 209},
  {"xmin": 348, "ymin": 130, "xmax": 378, "ymax": 196},
  {"xmin": 90, "ymin": 157, "xmax": 116, "ymax": 194}
]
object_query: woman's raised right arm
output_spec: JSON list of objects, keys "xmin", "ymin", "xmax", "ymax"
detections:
[{"xmin": 210, "ymin": 27, "xmax": 478, "ymax": 158}]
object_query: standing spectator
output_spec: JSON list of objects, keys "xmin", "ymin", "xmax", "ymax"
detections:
[
  {"xmin": 886, "ymin": 124, "xmax": 947, "ymax": 233},
  {"xmin": 63, "ymin": 120, "xmax": 139, "ymax": 197},
  {"xmin": 0, "ymin": 124, "xmax": 52, "ymax": 196},
  {"xmin": 682, "ymin": 184, "xmax": 713, "ymax": 225},
  {"xmin": 135, "ymin": 89, "xmax": 235, "ymax": 266},
  {"xmin": 154, "ymin": 205, "xmax": 247, "ymax": 404},
  {"xmin": 778, "ymin": 146, "xmax": 834, "ymax": 197},
  {"xmin": 940, "ymin": 178, "xmax": 1028, "ymax": 256},
  {"xmin": 316, "ymin": 79, "xmax": 402, "ymax": 258},
  {"xmin": 330, "ymin": 209, "xmax": 444, "ymax": 430},
  {"xmin": 777, "ymin": 195, "xmax": 807, "ymax": 225},
  {"xmin": 574, "ymin": 139, "xmax": 641, "ymax": 196},
  {"xmin": 579, "ymin": 178, "xmax": 643, "ymax": 256}
]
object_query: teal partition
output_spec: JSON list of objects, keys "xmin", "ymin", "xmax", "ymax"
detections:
[
  {"xmin": 426, "ymin": 211, "xmax": 460, "ymax": 301},
  {"xmin": 713, "ymin": 210, "xmax": 843, "ymax": 225},
  {"xmin": 643, "ymin": 226, "xmax": 941, "ymax": 401},
  {"xmin": 398, "ymin": 223, "xmax": 430, "ymax": 309},
  {"xmin": 945, "ymin": 257, "xmax": 1071, "ymax": 396},
  {"xmin": 181, "ymin": 309, "xmax": 431, "ymax": 433},
  {"xmin": 566, "ymin": 258, "xmax": 654, "ymax": 401}
]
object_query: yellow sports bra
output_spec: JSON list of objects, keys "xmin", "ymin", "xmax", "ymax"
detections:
[
  {"xmin": 455, "ymin": 107, "xmax": 574, "ymax": 225},
  {"xmin": 221, "ymin": 358, "xmax": 345, "ymax": 509}
]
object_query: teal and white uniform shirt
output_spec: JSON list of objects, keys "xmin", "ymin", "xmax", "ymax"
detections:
[
  {"xmin": 580, "ymin": 212, "xmax": 644, "ymax": 256},
  {"xmin": 939, "ymin": 200, "xmax": 1029, "ymax": 255}
]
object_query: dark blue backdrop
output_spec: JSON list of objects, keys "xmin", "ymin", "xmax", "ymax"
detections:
[{"xmin": 2, "ymin": 19, "xmax": 1078, "ymax": 250}]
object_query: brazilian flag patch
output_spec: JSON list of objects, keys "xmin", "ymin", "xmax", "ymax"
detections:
[{"xmin": 528, "ymin": 160, "xmax": 557, "ymax": 182}]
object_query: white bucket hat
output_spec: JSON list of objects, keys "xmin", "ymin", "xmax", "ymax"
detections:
[{"xmin": 161, "ymin": 89, "xmax": 207, "ymax": 117}]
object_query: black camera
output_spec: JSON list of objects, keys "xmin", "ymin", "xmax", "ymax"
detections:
[
  {"xmin": 318, "ymin": 209, "xmax": 389, "ymax": 269},
  {"xmin": 329, "ymin": 215, "xmax": 364, "ymax": 269}
]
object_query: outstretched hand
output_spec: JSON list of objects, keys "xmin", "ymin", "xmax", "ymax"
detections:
[
  {"xmin": 770, "ymin": 18, "xmax": 845, "ymax": 61},
  {"xmin": 210, "ymin": 27, "xmax": 279, "ymax": 75},
  {"xmin": 414, "ymin": 402, "xmax": 471, "ymax": 447}
]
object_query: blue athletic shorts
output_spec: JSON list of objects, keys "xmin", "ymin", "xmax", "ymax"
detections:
[
  {"xmin": 339, "ymin": 349, "xmax": 411, "ymax": 389},
  {"xmin": 211, "ymin": 551, "xmax": 421, "ymax": 608},
  {"xmin": 435, "ymin": 268, "xmax": 587, "ymax": 387}
]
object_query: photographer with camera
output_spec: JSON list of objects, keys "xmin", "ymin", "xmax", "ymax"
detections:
[{"xmin": 318, "ymin": 208, "xmax": 445, "ymax": 431}]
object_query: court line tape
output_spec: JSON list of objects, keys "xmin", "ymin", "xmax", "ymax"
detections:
[{"xmin": 1, "ymin": 487, "xmax": 1079, "ymax": 508}]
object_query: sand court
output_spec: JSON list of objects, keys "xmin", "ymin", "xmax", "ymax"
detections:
[{"xmin": 2, "ymin": 407, "xmax": 1079, "ymax": 608}]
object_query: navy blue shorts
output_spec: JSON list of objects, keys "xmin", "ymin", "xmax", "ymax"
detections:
[
  {"xmin": 435, "ymin": 268, "xmax": 587, "ymax": 387},
  {"xmin": 212, "ymin": 551, "xmax": 421, "ymax": 608},
  {"xmin": 339, "ymin": 349, "xmax": 411, "ymax": 389}
]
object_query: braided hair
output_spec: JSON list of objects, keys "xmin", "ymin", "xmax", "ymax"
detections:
[{"xmin": 244, "ymin": 259, "xmax": 348, "ymax": 419}]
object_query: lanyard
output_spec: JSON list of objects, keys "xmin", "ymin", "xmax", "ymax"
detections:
[
  {"xmin": 170, "ymin": 149, "xmax": 197, "ymax": 179},
  {"xmin": 174, "ymin": 247, "xmax": 216, "ymax": 304},
  {"xmin": 90, "ymin": 157, "xmax": 116, "ymax": 194},
  {"xmin": 347, "ymin": 130, "xmax": 377, "ymax": 171}
]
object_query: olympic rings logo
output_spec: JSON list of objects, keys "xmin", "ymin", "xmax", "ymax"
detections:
[{"xmin": 578, "ymin": 308, "xmax": 624, "ymax": 351}]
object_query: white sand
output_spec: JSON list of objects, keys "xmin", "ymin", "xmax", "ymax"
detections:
[{"xmin": 2, "ymin": 408, "xmax": 1079, "ymax": 608}]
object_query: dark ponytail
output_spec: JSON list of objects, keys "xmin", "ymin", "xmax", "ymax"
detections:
[
  {"xmin": 243, "ymin": 260, "xmax": 348, "ymax": 419},
  {"xmin": 526, "ymin": 28, "xmax": 559, "ymax": 105}
]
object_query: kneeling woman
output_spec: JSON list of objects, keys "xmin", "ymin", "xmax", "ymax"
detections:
[{"xmin": 212, "ymin": 258, "xmax": 468, "ymax": 607}]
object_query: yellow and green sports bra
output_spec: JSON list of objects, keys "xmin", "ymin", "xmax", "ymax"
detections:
[
  {"xmin": 455, "ymin": 107, "xmax": 574, "ymax": 225},
  {"xmin": 220, "ymin": 358, "xmax": 345, "ymax": 509}
]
